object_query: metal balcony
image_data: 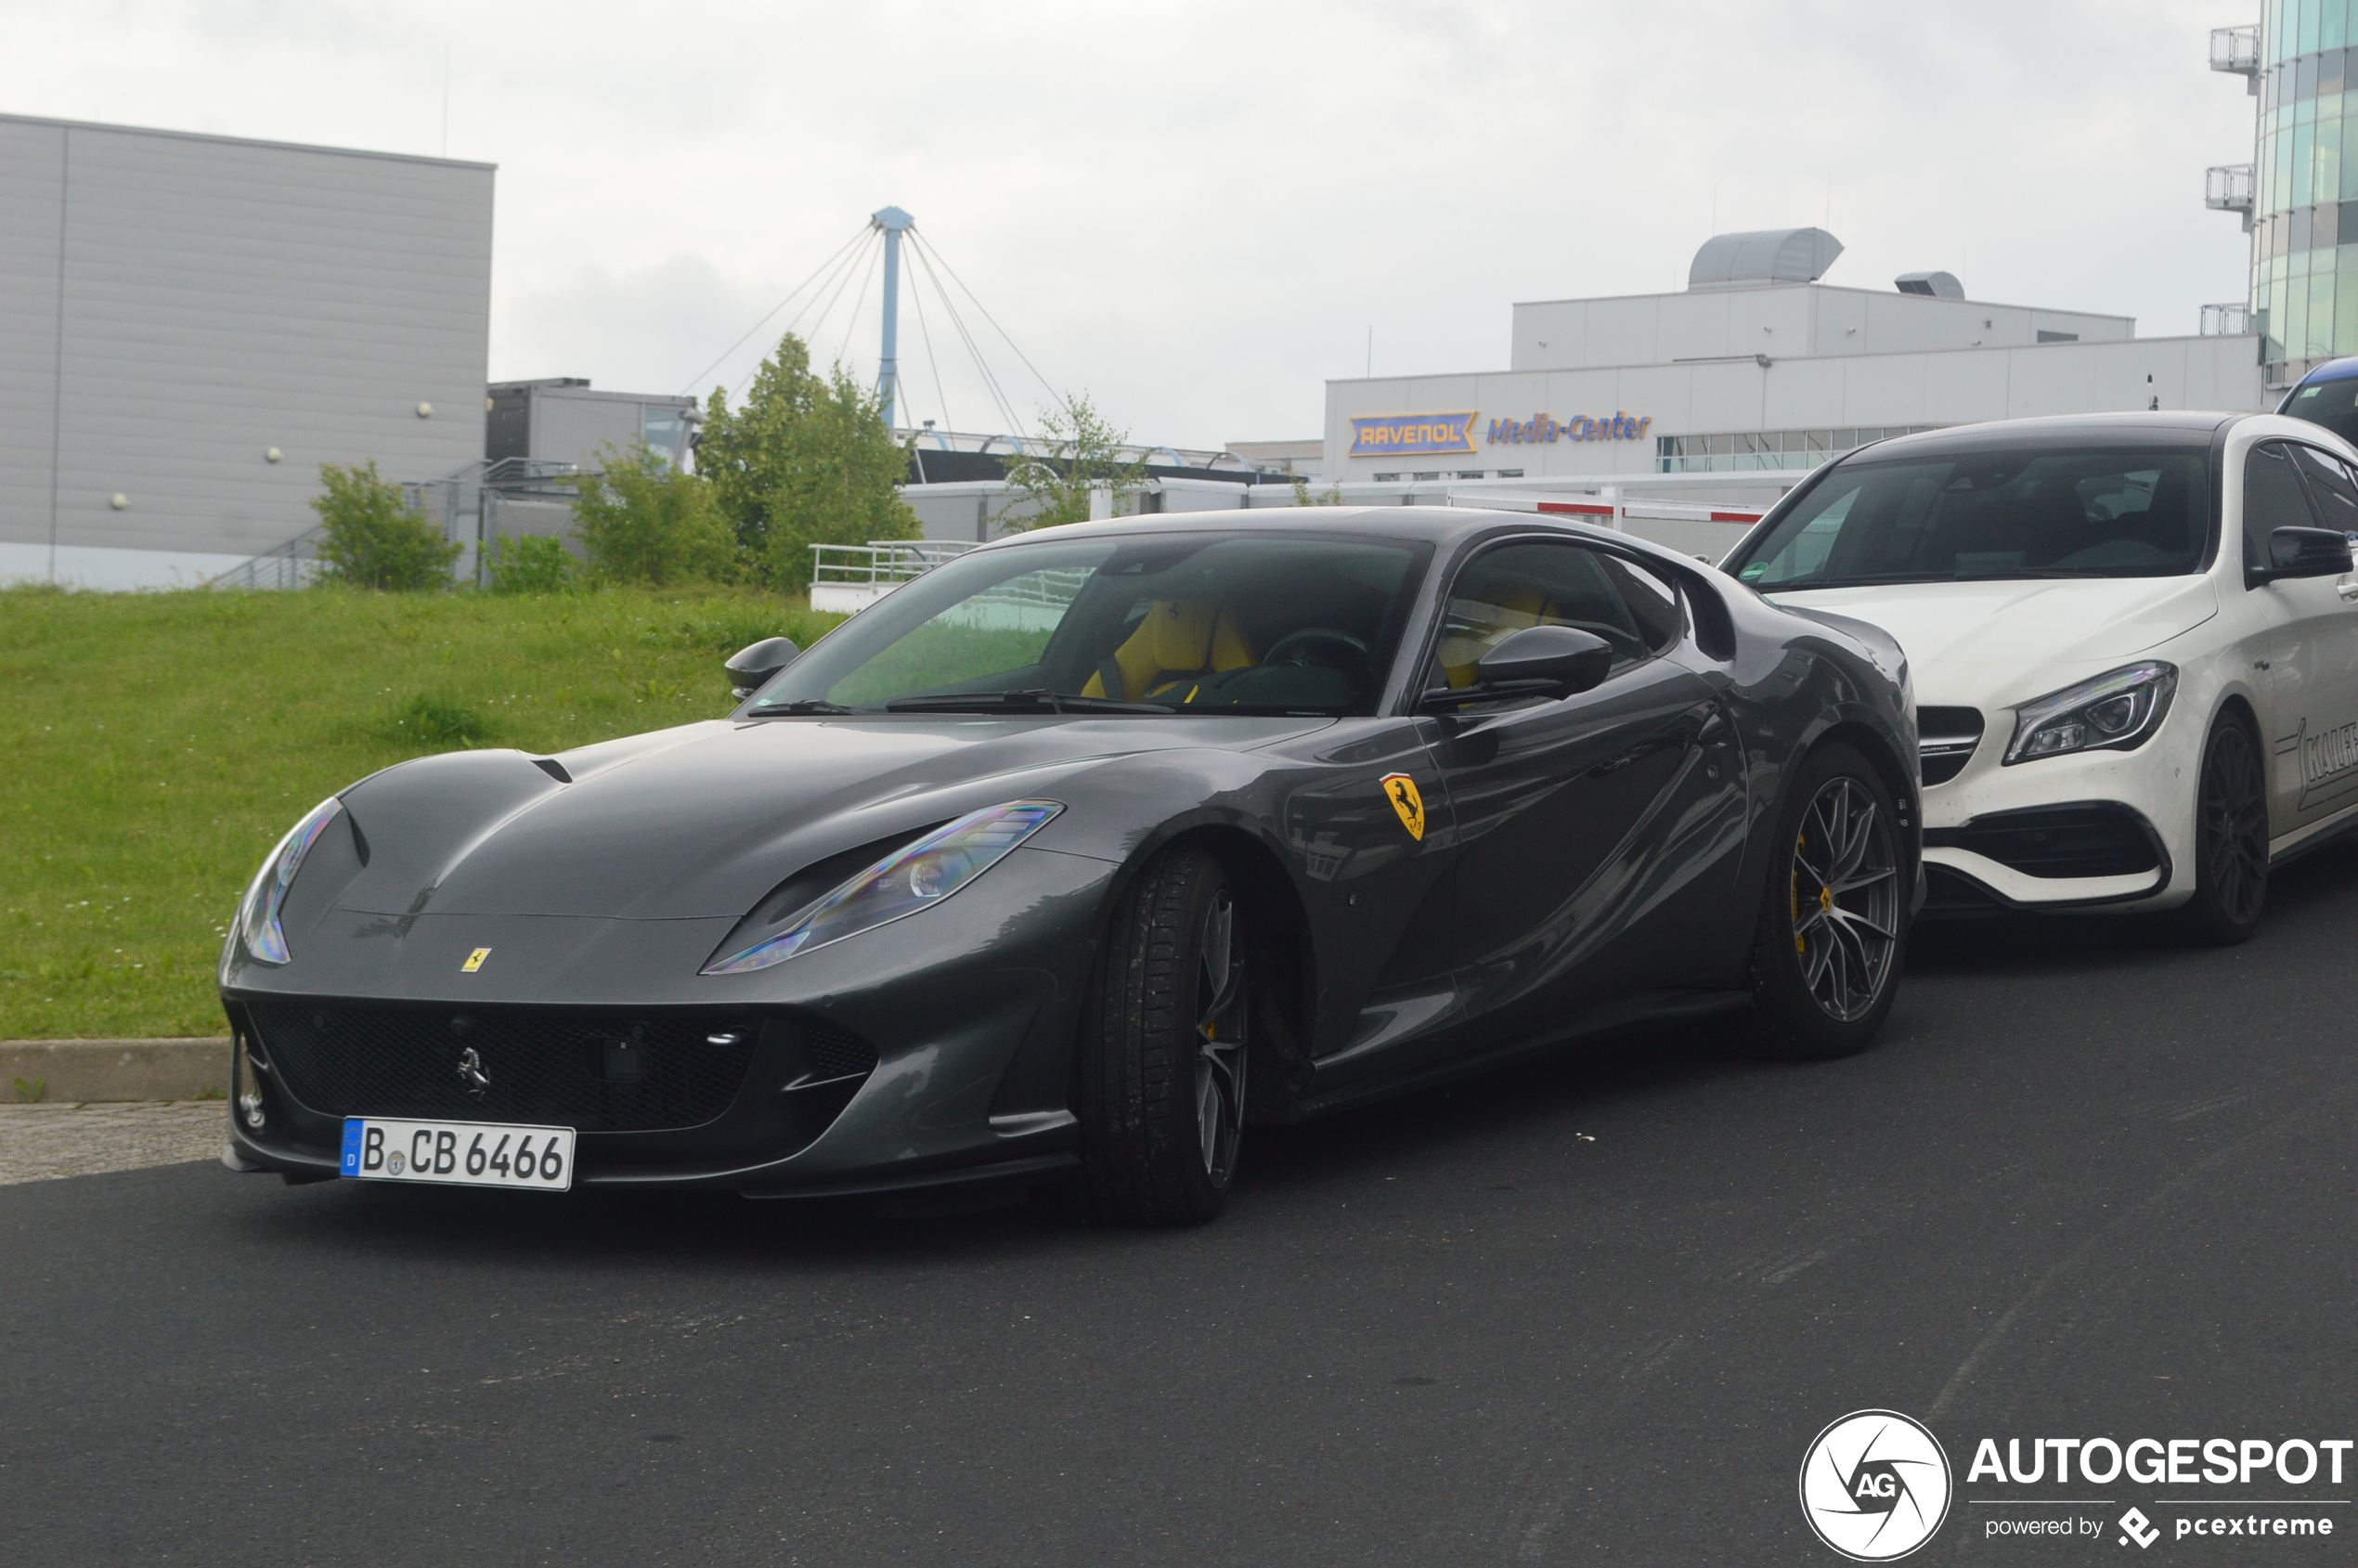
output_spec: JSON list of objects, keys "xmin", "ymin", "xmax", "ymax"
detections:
[
  {"xmin": 2207, "ymin": 163, "xmax": 2257, "ymax": 230},
  {"xmin": 2200, "ymin": 303, "xmax": 2254, "ymax": 336},
  {"xmin": 2211, "ymin": 25, "xmax": 2261, "ymax": 90}
]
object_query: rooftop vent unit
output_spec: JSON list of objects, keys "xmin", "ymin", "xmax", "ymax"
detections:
[
  {"xmin": 1894, "ymin": 271, "xmax": 1965, "ymax": 299},
  {"xmin": 1686, "ymin": 227, "xmax": 1844, "ymax": 290}
]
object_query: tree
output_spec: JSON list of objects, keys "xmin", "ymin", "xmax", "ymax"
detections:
[
  {"xmin": 995, "ymin": 393, "xmax": 1149, "ymax": 532},
  {"xmin": 311, "ymin": 460, "xmax": 461, "ymax": 591},
  {"xmin": 696, "ymin": 333, "xmax": 920, "ymax": 594},
  {"xmin": 570, "ymin": 443, "xmax": 738, "ymax": 587}
]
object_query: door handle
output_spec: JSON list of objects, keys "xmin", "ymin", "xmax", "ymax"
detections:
[{"xmin": 2339, "ymin": 581, "xmax": 2358, "ymax": 601}]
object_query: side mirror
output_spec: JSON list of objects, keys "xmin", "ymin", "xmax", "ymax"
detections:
[
  {"xmin": 725, "ymin": 636, "xmax": 800, "ymax": 699},
  {"xmin": 1474, "ymin": 624, "xmax": 1615, "ymax": 697},
  {"xmin": 2259, "ymin": 525, "xmax": 2355, "ymax": 584}
]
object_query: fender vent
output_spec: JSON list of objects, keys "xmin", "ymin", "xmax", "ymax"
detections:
[{"xmin": 1918, "ymin": 706, "xmax": 1985, "ymax": 785}]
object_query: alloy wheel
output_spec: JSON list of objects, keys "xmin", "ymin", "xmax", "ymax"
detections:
[
  {"xmin": 1194, "ymin": 888, "xmax": 1248, "ymax": 1185},
  {"xmin": 1790, "ymin": 777, "xmax": 1900, "ymax": 1023},
  {"xmin": 2199, "ymin": 722, "xmax": 2268, "ymax": 927}
]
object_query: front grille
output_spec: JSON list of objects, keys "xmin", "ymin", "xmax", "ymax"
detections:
[
  {"xmin": 247, "ymin": 1004, "xmax": 762, "ymax": 1133},
  {"xmin": 1918, "ymin": 706, "xmax": 1985, "ymax": 785},
  {"xmin": 1925, "ymin": 804, "xmax": 2161, "ymax": 879}
]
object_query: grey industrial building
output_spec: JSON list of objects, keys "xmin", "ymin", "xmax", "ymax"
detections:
[{"xmin": 0, "ymin": 114, "xmax": 493, "ymax": 589}]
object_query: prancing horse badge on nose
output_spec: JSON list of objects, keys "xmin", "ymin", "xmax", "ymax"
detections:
[
  {"xmin": 1380, "ymin": 773, "xmax": 1425, "ymax": 841},
  {"xmin": 461, "ymin": 948, "xmax": 490, "ymax": 973}
]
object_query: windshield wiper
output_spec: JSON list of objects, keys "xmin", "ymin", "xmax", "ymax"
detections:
[
  {"xmin": 882, "ymin": 689, "xmax": 1173, "ymax": 715},
  {"xmin": 751, "ymin": 698, "xmax": 854, "ymax": 715}
]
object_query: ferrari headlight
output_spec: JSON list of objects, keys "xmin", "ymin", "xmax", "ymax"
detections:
[
  {"xmin": 233, "ymin": 797, "xmax": 343, "ymax": 965},
  {"xmin": 701, "ymin": 800, "xmax": 1063, "ymax": 975},
  {"xmin": 2004, "ymin": 662, "xmax": 2177, "ymax": 765}
]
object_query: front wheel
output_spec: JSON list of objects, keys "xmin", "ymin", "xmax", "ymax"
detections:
[
  {"xmin": 2176, "ymin": 710, "xmax": 2268, "ymax": 946},
  {"xmin": 1076, "ymin": 845, "xmax": 1249, "ymax": 1225},
  {"xmin": 1747, "ymin": 744, "xmax": 1906, "ymax": 1059}
]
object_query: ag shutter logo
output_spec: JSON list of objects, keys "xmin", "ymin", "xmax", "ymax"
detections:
[{"xmin": 1800, "ymin": 1409, "xmax": 1953, "ymax": 1562}]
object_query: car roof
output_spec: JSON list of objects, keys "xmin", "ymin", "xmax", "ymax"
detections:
[
  {"xmin": 975, "ymin": 505, "xmax": 1632, "ymax": 554},
  {"xmin": 1846, "ymin": 410, "xmax": 2241, "ymax": 461},
  {"xmin": 2292, "ymin": 355, "xmax": 2358, "ymax": 387}
]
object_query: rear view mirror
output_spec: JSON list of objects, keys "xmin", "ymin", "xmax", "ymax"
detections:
[
  {"xmin": 2260, "ymin": 526, "xmax": 2355, "ymax": 584},
  {"xmin": 1474, "ymin": 625, "xmax": 1614, "ymax": 696},
  {"xmin": 725, "ymin": 637, "xmax": 801, "ymax": 699}
]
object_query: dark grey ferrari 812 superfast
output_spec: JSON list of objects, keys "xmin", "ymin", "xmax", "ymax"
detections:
[{"xmin": 221, "ymin": 506, "xmax": 1918, "ymax": 1224}]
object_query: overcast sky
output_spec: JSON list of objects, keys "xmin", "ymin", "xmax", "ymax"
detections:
[{"xmin": 6, "ymin": 0, "xmax": 2262, "ymax": 449}]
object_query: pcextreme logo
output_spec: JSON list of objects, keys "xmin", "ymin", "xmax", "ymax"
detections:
[{"xmin": 1800, "ymin": 1410, "xmax": 1953, "ymax": 1562}]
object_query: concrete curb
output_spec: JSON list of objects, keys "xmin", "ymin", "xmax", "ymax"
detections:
[{"xmin": 0, "ymin": 1039, "xmax": 230, "ymax": 1104}]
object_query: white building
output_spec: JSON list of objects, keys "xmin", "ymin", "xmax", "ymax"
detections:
[{"xmin": 1304, "ymin": 227, "xmax": 2269, "ymax": 558}]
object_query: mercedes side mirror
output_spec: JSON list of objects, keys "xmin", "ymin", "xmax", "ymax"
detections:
[
  {"xmin": 725, "ymin": 637, "xmax": 800, "ymax": 699},
  {"xmin": 2257, "ymin": 525, "xmax": 2355, "ymax": 584},
  {"xmin": 1421, "ymin": 625, "xmax": 1615, "ymax": 710}
]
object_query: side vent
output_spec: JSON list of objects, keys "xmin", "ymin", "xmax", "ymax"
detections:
[{"xmin": 1918, "ymin": 706, "xmax": 1985, "ymax": 784}]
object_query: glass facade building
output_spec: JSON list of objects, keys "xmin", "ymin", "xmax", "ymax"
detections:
[{"xmin": 2250, "ymin": 0, "xmax": 2358, "ymax": 384}]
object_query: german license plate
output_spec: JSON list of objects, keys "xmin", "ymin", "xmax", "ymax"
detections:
[{"xmin": 340, "ymin": 1118, "xmax": 575, "ymax": 1192}]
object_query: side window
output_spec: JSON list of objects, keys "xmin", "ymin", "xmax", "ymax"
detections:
[
  {"xmin": 2246, "ymin": 441, "xmax": 2320, "ymax": 574},
  {"xmin": 2290, "ymin": 445, "xmax": 2358, "ymax": 540},
  {"xmin": 1599, "ymin": 554, "xmax": 1684, "ymax": 652},
  {"xmin": 1431, "ymin": 541, "xmax": 1665, "ymax": 691}
]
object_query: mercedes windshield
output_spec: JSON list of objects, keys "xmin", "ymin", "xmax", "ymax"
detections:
[{"xmin": 1728, "ymin": 447, "xmax": 2214, "ymax": 590}]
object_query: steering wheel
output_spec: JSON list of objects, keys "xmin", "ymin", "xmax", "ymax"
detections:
[{"xmin": 1263, "ymin": 628, "xmax": 1370, "ymax": 674}]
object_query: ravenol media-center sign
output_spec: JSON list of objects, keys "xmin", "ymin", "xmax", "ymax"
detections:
[{"xmin": 1349, "ymin": 410, "xmax": 1652, "ymax": 458}]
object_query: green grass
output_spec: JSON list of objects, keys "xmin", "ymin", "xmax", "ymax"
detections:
[{"xmin": 0, "ymin": 584, "xmax": 844, "ymax": 1040}]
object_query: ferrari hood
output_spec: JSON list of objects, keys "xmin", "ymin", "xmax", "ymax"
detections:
[
  {"xmin": 1765, "ymin": 577, "xmax": 2218, "ymax": 671},
  {"xmin": 334, "ymin": 714, "xmax": 1326, "ymax": 922}
]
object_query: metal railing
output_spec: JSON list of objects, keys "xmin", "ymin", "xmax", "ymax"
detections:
[
  {"xmin": 810, "ymin": 539, "xmax": 978, "ymax": 592},
  {"xmin": 208, "ymin": 522, "xmax": 326, "ymax": 590},
  {"xmin": 2209, "ymin": 25, "xmax": 2260, "ymax": 82},
  {"xmin": 2200, "ymin": 302, "xmax": 2254, "ymax": 336},
  {"xmin": 2207, "ymin": 163, "xmax": 2256, "ymax": 219}
]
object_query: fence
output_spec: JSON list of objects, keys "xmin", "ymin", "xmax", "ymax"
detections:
[{"xmin": 810, "ymin": 539, "xmax": 978, "ymax": 613}]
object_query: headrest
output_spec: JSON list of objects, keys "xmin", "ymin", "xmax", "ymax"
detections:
[{"xmin": 1147, "ymin": 600, "xmax": 1217, "ymax": 669}]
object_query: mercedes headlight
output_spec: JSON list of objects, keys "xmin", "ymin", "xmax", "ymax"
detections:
[
  {"xmin": 702, "ymin": 800, "xmax": 1063, "ymax": 975},
  {"xmin": 2004, "ymin": 662, "xmax": 2177, "ymax": 765},
  {"xmin": 232, "ymin": 797, "xmax": 343, "ymax": 965}
]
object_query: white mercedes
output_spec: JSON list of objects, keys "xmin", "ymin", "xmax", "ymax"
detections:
[{"xmin": 1723, "ymin": 412, "xmax": 2358, "ymax": 943}]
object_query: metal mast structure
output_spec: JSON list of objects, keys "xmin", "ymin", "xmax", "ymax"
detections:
[{"xmin": 870, "ymin": 205, "xmax": 914, "ymax": 430}]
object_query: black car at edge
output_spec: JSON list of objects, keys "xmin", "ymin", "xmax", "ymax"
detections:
[{"xmin": 220, "ymin": 506, "xmax": 1920, "ymax": 1225}]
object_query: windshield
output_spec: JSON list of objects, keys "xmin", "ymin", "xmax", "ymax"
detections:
[
  {"xmin": 745, "ymin": 532, "xmax": 1432, "ymax": 717},
  {"xmin": 2284, "ymin": 375, "xmax": 2358, "ymax": 447},
  {"xmin": 1729, "ymin": 447, "xmax": 2213, "ymax": 590}
]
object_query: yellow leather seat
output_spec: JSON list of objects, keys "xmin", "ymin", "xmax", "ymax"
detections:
[
  {"xmin": 1437, "ymin": 585, "xmax": 1559, "ymax": 687},
  {"xmin": 1082, "ymin": 600, "xmax": 1257, "ymax": 702}
]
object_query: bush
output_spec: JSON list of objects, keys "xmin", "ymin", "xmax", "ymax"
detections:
[
  {"xmin": 485, "ymin": 533, "xmax": 577, "ymax": 595},
  {"xmin": 697, "ymin": 334, "xmax": 920, "ymax": 593},
  {"xmin": 385, "ymin": 693, "xmax": 493, "ymax": 747},
  {"xmin": 312, "ymin": 460, "xmax": 461, "ymax": 591},
  {"xmin": 572, "ymin": 445, "xmax": 737, "ymax": 588}
]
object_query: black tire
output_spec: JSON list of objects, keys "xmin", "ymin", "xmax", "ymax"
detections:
[
  {"xmin": 1077, "ymin": 845, "xmax": 1249, "ymax": 1225},
  {"xmin": 1746, "ymin": 743, "xmax": 1907, "ymax": 1059},
  {"xmin": 2176, "ymin": 709, "xmax": 2269, "ymax": 946}
]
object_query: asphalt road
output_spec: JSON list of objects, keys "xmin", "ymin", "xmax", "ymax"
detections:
[{"xmin": 7, "ymin": 847, "xmax": 2358, "ymax": 1566}]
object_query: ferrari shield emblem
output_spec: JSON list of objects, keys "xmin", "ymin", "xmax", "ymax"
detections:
[
  {"xmin": 1380, "ymin": 773, "xmax": 1426, "ymax": 841},
  {"xmin": 461, "ymin": 948, "xmax": 490, "ymax": 973}
]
